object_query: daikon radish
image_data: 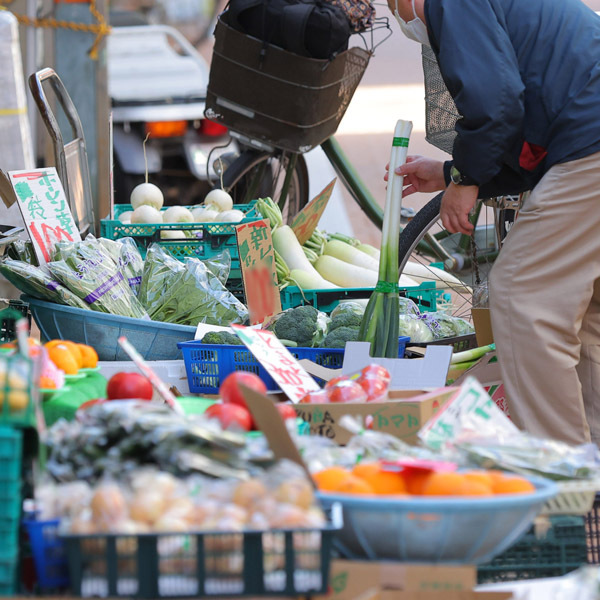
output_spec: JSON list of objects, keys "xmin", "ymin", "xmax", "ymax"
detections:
[{"xmin": 323, "ymin": 240, "xmax": 379, "ymax": 271}]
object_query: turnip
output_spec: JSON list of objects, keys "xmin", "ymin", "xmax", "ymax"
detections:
[
  {"xmin": 131, "ymin": 205, "xmax": 163, "ymax": 224},
  {"xmin": 129, "ymin": 132, "xmax": 164, "ymax": 210},
  {"xmin": 119, "ymin": 210, "xmax": 134, "ymax": 224},
  {"xmin": 160, "ymin": 229, "xmax": 186, "ymax": 239},
  {"xmin": 204, "ymin": 188, "xmax": 233, "ymax": 212},
  {"xmin": 191, "ymin": 206, "xmax": 218, "ymax": 223},
  {"xmin": 162, "ymin": 206, "xmax": 194, "ymax": 223},
  {"xmin": 217, "ymin": 209, "xmax": 245, "ymax": 223}
]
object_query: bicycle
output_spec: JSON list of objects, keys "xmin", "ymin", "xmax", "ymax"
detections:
[{"xmin": 205, "ymin": 22, "xmax": 519, "ymax": 321}]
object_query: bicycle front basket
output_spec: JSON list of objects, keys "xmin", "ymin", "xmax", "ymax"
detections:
[
  {"xmin": 205, "ymin": 16, "xmax": 371, "ymax": 153},
  {"xmin": 422, "ymin": 45, "xmax": 461, "ymax": 155}
]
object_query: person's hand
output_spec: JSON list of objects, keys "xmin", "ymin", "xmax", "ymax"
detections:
[
  {"xmin": 385, "ymin": 155, "xmax": 446, "ymax": 196},
  {"xmin": 440, "ymin": 183, "xmax": 479, "ymax": 235}
]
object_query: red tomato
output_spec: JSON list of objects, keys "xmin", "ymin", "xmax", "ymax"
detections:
[
  {"xmin": 219, "ymin": 371, "xmax": 267, "ymax": 409},
  {"xmin": 360, "ymin": 364, "xmax": 391, "ymax": 383},
  {"xmin": 205, "ymin": 403, "xmax": 253, "ymax": 432},
  {"xmin": 299, "ymin": 389, "xmax": 330, "ymax": 404},
  {"xmin": 325, "ymin": 375, "xmax": 350, "ymax": 389},
  {"xmin": 358, "ymin": 376, "xmax": 389, "ymax": 403},
  {"xmin": 328, "ymin": 380, "xmax": 367, "ymax": 404},
  {"xmin": 77, "ymin": 398, "xmax": 105, "ymax": 413},
  {"xmin": 106, "ymin": 372, "xmax": 153, "ymax": 401},
  {"xmin": 276, "ymin": 403, "xmax": 298, "ymax": 420}
]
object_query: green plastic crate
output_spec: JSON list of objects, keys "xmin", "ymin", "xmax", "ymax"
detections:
[
  {"xmin": 280, "ymin": 282, "xmax": 439, "ymax": 313},
  {"xmin": 100, "ymin": 202, "xmax": 261, "ymax": 278},
  {"xmin": 477, "ymin": 515, "xmax": 588, "ymax": 583},
  {"xmin": 0, "ymin": 302, "xmax": 30, "ymax": 344}
]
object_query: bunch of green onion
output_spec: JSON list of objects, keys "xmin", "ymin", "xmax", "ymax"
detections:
[{"xmin": 359, "ymin": 120, "xmax": 413, "ymax": 357}]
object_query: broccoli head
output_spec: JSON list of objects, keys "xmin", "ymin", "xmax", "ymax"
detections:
[
  {"xmin": 330, "ymin": 311, "xmax": 363, "ymax": 331},
  {"xmin": 201, "ymin": 331, "xmax": 243, "ymax": 345},
  {"xmin": 270, "ymin": 305, "xmax": 330, "ymax": 347},
  {"xmin": 322, "ymin": 326, "xmax": 360, "ymax": 348}
]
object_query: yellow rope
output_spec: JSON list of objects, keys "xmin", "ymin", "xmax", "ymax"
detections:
[
  {"xmin": 0, "ymin": 107, "xmax": 26, "ymax": 116},
  {"xmin": 0, "ymin": 1, "xmax": 111, "ymax": 60}
]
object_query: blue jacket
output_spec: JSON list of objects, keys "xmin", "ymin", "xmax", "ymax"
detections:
[{"xmin": 425, "ymin": 0, "xmax": 600, "ymax": 196}]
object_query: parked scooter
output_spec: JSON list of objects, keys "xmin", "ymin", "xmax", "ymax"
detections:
[{"xmin": 108, "ymin": 14, "xmax": 236, "ymax": 206}]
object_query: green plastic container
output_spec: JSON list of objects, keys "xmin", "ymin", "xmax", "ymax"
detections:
[
  {"xmin": 477, "ymin": 515, "xmax": 588, "ymax": 583},
  {"xmin": 279, "ymin": 282, "xmax": 439, "ymax": 313},
  {"xmin": 100, "ymin": 202, "xmax": 261, "ymax": 279}
]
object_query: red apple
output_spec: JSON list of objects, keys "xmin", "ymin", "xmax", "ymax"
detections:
[{"xmin": 106, "ymin": 372, "xmax": 153, "ymax": 401}]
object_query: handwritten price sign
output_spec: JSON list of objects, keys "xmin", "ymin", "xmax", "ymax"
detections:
[
  {"xmin": 235, "ymin": 219, "xmax": 282, "ymax": 325},
  {"xmin": 9, "ymin": 168, "xmax": 80, "ymax": 264},
  {"xmin": 291, "ymin": 178, "xmax": 336, "ymax": 245},
  {"xmin": 232, "ymin": 325, "xmax": 320, "ymax": 402}
]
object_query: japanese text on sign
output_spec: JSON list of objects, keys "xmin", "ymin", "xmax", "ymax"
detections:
[
  {"xmin": 291, "ymin": 178, "xmax": 336, "ymax": 245},
  {"xmin": 231, "ymin": 325, "xmax": 320, "ymax": 402},
  {"xmin": 9, "ymin": 168, "xmax": 80, "ymax": 264},
  {"xmin": 235, "ymin": 219, "xmax": 281, "ymax": 325}
]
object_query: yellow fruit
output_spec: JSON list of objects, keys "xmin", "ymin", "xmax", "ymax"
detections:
[
  {"xmin": 0, "ymin": 370, "xmax": 29, "ymax": 412},
  {"xmin": 47, "ymin": 344, "xmax": 79, "ymax": 375},
  {"xmin": 77, "ymin": 344, "xmax": 98, "ymax": 369}
]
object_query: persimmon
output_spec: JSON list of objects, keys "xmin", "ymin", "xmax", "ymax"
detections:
[
  {"xmin": 492, "ymin": 475, "xmax": 535, "ymax": 495},
  {"xmin": 352, "ymin": 463, "xmax": 406, "ymax": 495},
  {"xmin": 312, "ymin": 467, "xmax": 352, "ymax": 492},
  {"xmin": 333, "ymin": 475, "xmax": 374, "ymax": 495},
  {"xmin": 422, "ymin": 472, "xmax": 466, "ymax": 496}
]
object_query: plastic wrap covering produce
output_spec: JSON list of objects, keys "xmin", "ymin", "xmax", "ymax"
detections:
[
  {"xmin": 420, "ymin": 311, "xmax": 475, "ymax": 339},
  {"xmin": 0, "ymin": 11, "xmax": 34, "ymax": 176},
  {"xmin": 6, "ymin": 239, "xmax": 38, "ymax": 266},
  {"xmin": 139, "ymin": 244, "xmax": 246, "ymax": 327},
  {"xmin": 98, "ymin": 237, "xmax": 144, "ymax": 294},
  {"xmin": 473, "ymin": 281, "xmax": 489, "ymax": 308},
  {"xmin": 451, "ymin": 429, "xmax": 600, "ymax": 481},
  {"xmin": 48, "ymin": 236, "xmax": 148, "ymax": 318},
  {"xmin": 0, "ymin": 258, "xmax": 89, "ymax": 309},
  {"xmin": 42, "ymin": 400, "xmax": 268, "ymax": 484},
  {"xmin": 398, "ymin": 313, "xmax": 435, "ymax": 342}
]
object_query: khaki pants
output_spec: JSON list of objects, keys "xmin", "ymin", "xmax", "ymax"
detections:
[{"xmin": 489, "ymin": 151, "xmax": 600, "ymax": 446}]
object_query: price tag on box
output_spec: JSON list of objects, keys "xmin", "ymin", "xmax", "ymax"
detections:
[
  {"xmin": 235, "ymin": 219, "xmax": 282, "ymax": 325},
  {"xmin": 9, "ymin": 168, "xmax": 80, "ymax": 264},
  {"xmin": 291, "ymin": 178, "xmax": 336, "ymax": 245},
  {"xmin": 232, "ymin": 324, "xmax": 320, "ymax": 402}
]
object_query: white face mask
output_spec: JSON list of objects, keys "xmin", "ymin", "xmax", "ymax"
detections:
[{"xmin": 394, "ymin": 0, "xmax": 430, "ymax": 46}]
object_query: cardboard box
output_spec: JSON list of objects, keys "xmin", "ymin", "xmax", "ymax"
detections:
[
  {"xmin": 292, "ymin": 388, "xmax": 458, "ymax": 445},
  {"xmin": 314, "ymin": 560, "xmax": 507, "ymax": 600},
  {"xmin": 471, "ymin": 308, "xmax": 494, "ymax": 346}
]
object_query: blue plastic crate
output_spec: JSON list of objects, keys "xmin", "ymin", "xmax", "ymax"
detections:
[
  {"xmin": 24, "ymin": 296, "xmax": 196, "ymax": 362},
  {"xmin": 23, "ymin": 519, "xmax": 69, "ymax": 590},
  {"xmin": 178, "ymin": 338, "xmax": 410, "ymax": 394}
]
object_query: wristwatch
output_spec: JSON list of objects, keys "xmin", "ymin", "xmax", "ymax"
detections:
[{"xmin": 450, "ymin": 165, "xmax": 477, "ymax": 186}]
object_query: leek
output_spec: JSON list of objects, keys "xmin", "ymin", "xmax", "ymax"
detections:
[
  {"xmin": 359, "ymin": 120, "xmax": 413, "ymax": 357},
  {"xmin": 450, "ymin": 343, "xmax": 495, "ymax": 365}
]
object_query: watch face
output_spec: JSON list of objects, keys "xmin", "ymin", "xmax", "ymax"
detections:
[{"xmin": 450, "ymin": 166, "xmax": 461, "ymax": 184}]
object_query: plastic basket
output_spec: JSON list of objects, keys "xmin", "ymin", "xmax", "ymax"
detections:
[
  {"xmin": 541, "ymin": 479, "xmax": 600, "ymax": 516},
  {"xmin": 100, "ymin": 203, "xmax": 260, "ymax": 278},
  {"xmin": 317, "ymin": 476, "xmax": 558, "ymax": 564},
  {"xmin": 477, "ymin": 515, "xmax": 588, "ymax": 582},
  {"xmin": 205, "ymin": 17, "xmax": 371, "ymax": 153},
  {"xmin": 422, "ymin": 45, "xmax": 460, "ymax": 155},
  {"xmin": 24, "ymin": 296, "xmax": 196, "ymax": 362},
  {"xmin": 178, "ymin": 338, "xmax": 410, "ymax": 394},
  {"xmin": 62, "ymin": 505, "xmax": 342, "ymax": 598},
  {"xmin": 585, "ymin": 493, "xmax": 600, "ymax": 563},
  {"xmin": 23, "ymin": 518, "xmax": 69, "ymax": 590},
  {"xmin": 280, "ymin": 282, "xmax": 439, "ymax": 313},
  {"xmin": 0, "ymin": 301, "xmax": 31, "ymax": 343},
  {"xmin": 0, "ymin": 426, "xmax": 22, "ymax": 596},
  {"xmin": 408, "ymin": 333, "xmax": 479, "ymax": 354}
]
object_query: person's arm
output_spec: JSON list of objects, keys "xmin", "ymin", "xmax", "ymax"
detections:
[{"xmin": 425, "ymin": 0, "xmax": 525, "ymax": 187}]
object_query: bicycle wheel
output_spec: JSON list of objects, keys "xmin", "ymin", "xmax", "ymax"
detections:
[
  {"xmin": 221, "ymin": 149, "xmax": 310, "ymax": 223},
  {"xmin": 398, "ymin": 193, "xmax": 514, "ymax": 321}
]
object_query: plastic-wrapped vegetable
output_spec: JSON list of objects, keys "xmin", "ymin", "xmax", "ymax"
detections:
[
  {"xmin": 6, "ymin": 239, "xmax": 38, "ymax": 266},
  {"xmin": 99, "ymin": 238, "xmax": 145, "ymax": 294},
  {"xmin": 398, "ymin": 313, "xmax": 435, "ymax": 343},
  {"xmin": 48, "ymin": 236, "xmax": 149, "ymax": 319},
  {"xmin": 421, "ymin": 312, "xmax": 475, "ymax": 339},
  {"xmin": 140, "ymin": 245, "xmax": 248, "ymax": 326},
  {"xmin": 399, "ymin": 296, "xmax": 420, "ymax": 316},
  {"xmin": 329, "ymin": 301, "xmax": 364, "ymax": 330},
  {"xmin": 0, "ymin": 259, "xmax": 89, "ymax": 309}
]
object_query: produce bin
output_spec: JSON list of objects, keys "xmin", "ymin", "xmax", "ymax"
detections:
[
  {"xmin": 178, "ymin": 338, "xmax": 410, "ymax": 394},
  {"xmin": 280, "ymin": 282, "xmax": 439, "ymax": 313},
  {"xmin": 62, "ymin": 504, "xmax": 342, "ymax": 598},
  {"xmin": 0, "ymin": 426, "xmax": 23, "ymax": 596},
  {"xmin": 24, "ymin": 296, "xmax": 196, "ymax": 362},
  {"xmin": 585, "ymin": 493, "xmax": 600, "ymax": 563},
  {"xmin": 100, "ymin": 202, "xmax": 260, "ymax": 280},
  {"xmin": 0, "ymin": 302, "xmax": 31, "ymax": 344},
  {"xmin": 317, "ymin": 476, "xmax": 558, "ymax": 563},
  {"xmin": 477, "ymin": 515, "xmax": 588, "ymax": 582},
  {"xmin": 22, "ymin": 518, "xmax": 69, "ymax": 590}
]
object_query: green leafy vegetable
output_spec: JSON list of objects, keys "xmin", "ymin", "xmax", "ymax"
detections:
[
  {"xmin": 200, "ymin": 331, "xmax": 243, "ymax": 345},
  {"xmin": 322, "ymin": 326, "xmax": 360, "ymax": 348},
  {"xmin": 268, "ymin": 305, "xmax": 330, "ymax": 347}
]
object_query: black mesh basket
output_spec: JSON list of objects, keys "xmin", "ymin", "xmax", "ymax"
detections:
[
  {"xmin": 421, "ymin": 45, "xmax": 460, "ymax": 155},
  {"xmin": 205, "ymin": 16, "xmax": 371, "ymax": 153}
]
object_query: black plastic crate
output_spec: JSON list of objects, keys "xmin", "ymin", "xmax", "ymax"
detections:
[
  {"xmin": 477, "ymin": 515, "xmax": 588, "ymax": 583},
  {"xmin": 585, "ymin": 492, "xmax": 600, "ymax": 563},
  {"xmin": 0, "ymin": 302, "xmax": 31, "ymax": 343}
]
